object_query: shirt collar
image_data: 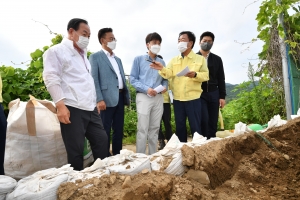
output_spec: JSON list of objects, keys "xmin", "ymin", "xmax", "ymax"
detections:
[
  {"xmin": 146, "ymin": 54, "xmax": 158, "ymax": 61},
  {"xmin": 102, "ymin": 48, "xmax": 115, "ymax": 57},
  {"xmin": 197, "ymin": 51, "xmax": 210, "ymax": 59},
  {"xmin": 178, "ymin": 50, "xmax": 195, "ymax": 59},
  {"xmin": 61, "ymin": 38, "xmax": 87, "ymax": 55}
]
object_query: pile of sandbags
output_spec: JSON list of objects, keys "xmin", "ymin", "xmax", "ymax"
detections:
[
  {"xmin": 0, "ymin": 176, "xmax": 17, "ymax": 200},
  {"xmin": 6, "ymin": 165, "xmax": 72, "ymax": 200}
]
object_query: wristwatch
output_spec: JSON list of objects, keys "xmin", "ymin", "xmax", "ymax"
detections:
[{"xmin": 194, "ymin": 72, "xmax": 197, "ymax": 78}]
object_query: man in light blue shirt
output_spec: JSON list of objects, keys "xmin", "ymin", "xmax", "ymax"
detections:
[{"xmin": 130, "ymin": 32, "xmax": 167, "ymax": 154}]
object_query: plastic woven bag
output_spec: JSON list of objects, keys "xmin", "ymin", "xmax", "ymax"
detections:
[{"xmin": 4, "ymin": 98, "xmax": 67, "ymax": 179}]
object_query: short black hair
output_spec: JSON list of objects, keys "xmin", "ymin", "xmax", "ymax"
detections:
[
  {"xmin": 145, "ymin": 32, "xmax": 162, "ymax": 44},
  {"xmin": 98, "ymin": 28, "xmax": 113, "ymax": 44},
  {"xmin": 67, "ymin": 18, "xmax": 88, "ymax": 31},
  {"xmin": 200, "ymin": 31, "xmax": 215, "ymax": 42},
  {"xmin": 178, "ymin": 31, "xmax": 196, "ymax": 48}
]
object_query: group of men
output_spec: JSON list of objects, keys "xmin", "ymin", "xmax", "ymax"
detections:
[{"xmin": 0, "ymin": 17, "xmax": 226, "ymax": 174}]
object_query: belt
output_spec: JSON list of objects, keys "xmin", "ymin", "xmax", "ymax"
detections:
[{"xmin": 119, "ymin": 89, "xmax": 123, "ymax": 93}]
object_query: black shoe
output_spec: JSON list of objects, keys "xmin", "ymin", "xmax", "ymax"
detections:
[{"xmin": 158, "ymin": 139, "xmax": 166, "ymax": 150}]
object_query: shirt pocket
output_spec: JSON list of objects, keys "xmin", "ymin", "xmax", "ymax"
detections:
[
  {"xmin": 172, "ymin": 63, "xmax": 182, "ymax": 74},
  {"xmin": 190, "ymin": 62, "xmax": 202, "ymax": 72}
]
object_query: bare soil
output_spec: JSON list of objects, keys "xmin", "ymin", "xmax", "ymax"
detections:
[{"xmin": 57, "ymin": 118, "xmax": 300, "ymax": 200}]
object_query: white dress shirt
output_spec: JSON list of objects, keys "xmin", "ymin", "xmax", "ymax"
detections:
[
  {"xmin": 102, "ymin": 48, "xmax": 123, "ymax": 89},
  {"xmin": 43, "ymin": 38, "xmax": 96, "ymax": 111}
]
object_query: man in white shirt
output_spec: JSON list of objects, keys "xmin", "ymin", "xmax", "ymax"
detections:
[
  {"xmin": 43, "ymin": 18, "xmax": 108, "ymax": 170},
  {"xmin": 89, "ymin": 28, "xmax": 130, "ymax": 156}
]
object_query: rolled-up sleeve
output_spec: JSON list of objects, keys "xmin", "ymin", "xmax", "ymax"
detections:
[{"xmin": 42, "ymin": 48, "xmax": 65, "ymax": 103}]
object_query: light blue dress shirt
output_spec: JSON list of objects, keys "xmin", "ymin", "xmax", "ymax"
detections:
[{"xmin": 130, "ymin": 54, "xmax": 168, "ymax": 94}]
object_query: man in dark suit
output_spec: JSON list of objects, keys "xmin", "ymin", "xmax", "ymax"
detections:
[
  {"xmin": 89, "ymin": 28, "xmax": 130, "ymax": 156},
  {"xmin": 197, "ymin": 31, "xmax": 226, "ymax": 139}
]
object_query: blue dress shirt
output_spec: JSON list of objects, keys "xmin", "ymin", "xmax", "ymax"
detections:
[{"xmin": 130, "ymin": 54, "xmax": 168, "ymax": 94}]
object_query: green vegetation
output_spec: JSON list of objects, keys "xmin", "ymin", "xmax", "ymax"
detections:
[
  {"xmin": 222, "ymin": 0, "xmax": 300, "ymax": 130},
  {"xmin": 0, "ymin": 35, "xmax": 63, "ymax": 114}
]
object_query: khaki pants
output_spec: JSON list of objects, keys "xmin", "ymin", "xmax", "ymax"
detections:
[{"xmin": 136, "ymin": 93, "xmax": 163, "ymax": 155}]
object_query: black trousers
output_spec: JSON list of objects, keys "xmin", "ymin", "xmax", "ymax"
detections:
[
  {"xmin": 158, "ymin": 103, "xmax": 172, "ymax": 141},
  {"xmin": 101, "ymin": 92, "xmax": 124, "ymax": 156},
  {"xmin": 0, "ymin": 103, "xmax": 7, "ymax": 175},
  {"xmin": 60, "ymin": 106, "xmax": 108, "ymax": 171},
  {"xmin": 173, "ymin": 98, "xmax": 202, "ymax": 142},
  {"xmin": 200, "ymin": 90, "xmax": 220, "ymax": 139}
]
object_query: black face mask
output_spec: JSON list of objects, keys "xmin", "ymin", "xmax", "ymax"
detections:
[{"xmin": 200, "ymin": 42, "xmax": 213, "ymax": 51}]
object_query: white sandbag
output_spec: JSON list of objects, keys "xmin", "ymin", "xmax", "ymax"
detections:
[
  {"xmin": 291, "ymin": 108, "xmax": 300, "ymax": 119},
  {"xmin": 0, "ymin": 194, "xmax": 6, "ymax": 200},
  {"xmin": 164, "ymin": 152, "xmax": 186, "ymax": 176},
  {"xmin": 4, "ymin": 99, "xmax": 67, "ymax": 179},
  {"xmin": 105, "ymin": 150, "xmax": 151, "ymax": 176},
  {"xmin": 68, "ymin": 159, "xmax": 110, "ymax": 182},
  {"xmin": 0, "ymin": 175, "xmax": 17, "ymax": 194},
  {"xmin": 0, "ymin": 175, "xmax": 17, "ymax": 200},
  {"xmin": 185, "ymin": 132, "xmax": 208, "ymax": 147},
  {"xmin": 6, "ymin": 164, "xmax": 72, "ymax": 200},
  {"xmin": 233, "ymin": 122, "xmax": 252, "ymax": 136},
  {"xmin": 150, "ymin": 134, "xmax": 186, "ymax": 175},
  {"xmin": 158, "ymin": 134, "xmax": 184, "ymax": 156},
  {"xmin": 267, "ymin": 115, "xmax": 287, "ymax": 128},
  {"xmin": 101, "ymin": 149, "xmax": 133, "ymax": 167}
]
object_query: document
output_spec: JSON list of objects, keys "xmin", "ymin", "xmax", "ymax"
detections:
[
  {"xmin": 176, "ymin": 66, "xmax": 190, "ymax": 77},
  {"xmin": 168, "ymin": 90, "xmax": 174, "ymax": 103},
  {"xmin": 147, "ymin": 85, "xmax": 166, "ymax": 97}
]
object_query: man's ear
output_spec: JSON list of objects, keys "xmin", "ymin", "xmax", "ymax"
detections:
[
  {"xmin": 68, "ymin": 28, "xmax": 75, "ymax": 40},
  {"xmin": 68, "ymin": 28, "xmax": 74, "ymax": 35},
  {"xmin": 189, "ymin": 41, "xmax": 193, "ymax": 49}
]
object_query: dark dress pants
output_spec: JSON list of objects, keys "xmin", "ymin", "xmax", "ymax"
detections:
[
  {"xmin": 101, "ymin": 92, "xmax": 124, "ymax": 156},
  {"xmin": 158, "ymin": 103, "xmax": 172, "ymax": 141},
  {"xmin": 60, "ymin": 106, "xmax": 108, "ymax": 171},
  {"xmin": 0, "ymin": 104, "xmax": 7, "ymax": 175},
  {"xmin": 173, "ymin": 98, "xmax": 201, "ymax": 142},
  {"xmin": 200, "ymin": 89, "xmax": 220, "ymax": 139}
]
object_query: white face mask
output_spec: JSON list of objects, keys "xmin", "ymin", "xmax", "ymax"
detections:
[
  {"xmin": 178, "ymin": 42, "xmax": 188, "ymax": 53},
  {"xmin": 76, "ymin": 35, "xmax": 89, "ymax": 50},
  {"xmin": 149, "ymin": 44, "xmax": 161, "ymax": 55},
  {"xmin": 107, "ymin": 41, "xmax": 116, "ymax": 50}
]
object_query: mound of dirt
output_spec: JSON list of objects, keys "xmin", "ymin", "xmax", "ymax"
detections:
[
  {"xmin": 57, "ymin": 172, "xmax": 215, "ymax": 200},
  {"xmin": 57, "ymin": 118, "xmax": 300, "ymax": 200}
]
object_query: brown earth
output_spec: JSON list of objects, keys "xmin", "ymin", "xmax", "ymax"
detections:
[{"xmin": 57, "ymin": 118, "xmax": 300, "ymax": 200}]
